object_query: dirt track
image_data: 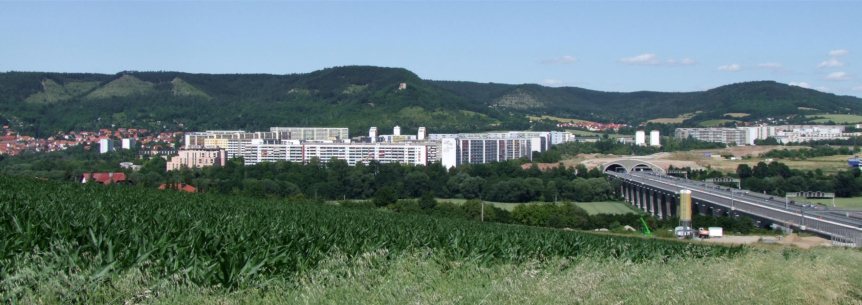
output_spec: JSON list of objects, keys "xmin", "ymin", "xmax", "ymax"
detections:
[{"xmin": 696, "ymin": 234, "xmax": 831, "ymax": 249}]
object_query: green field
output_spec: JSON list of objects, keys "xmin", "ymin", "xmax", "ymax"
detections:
[
  {"xmin": 527, "ymin": 115, "xmax": 596, "ymax": 124},
  {"xmin": 647, "ymin": 111, "xmax": 701, "ymax": 124},
  {"xmin": 807, "ymin": 197, "xmax": 862, "ymax": 209},
  {"xmin": 565, "ymin": 129, "xmax": 625, "ymax": 138},
  {"xmin": 5, "ymin": 177, "xmax": 862, "ymax": 303},
  {"xmin": 440, "ymin": 198, "xmax": 636, "ymax": 214},
  {"xmin": 807, "ymin": 114, "xmax": 862, "ymax": 124},
  {"xmin": 698, "ymin": 119, "xmax": 740, "ymax": 127},
  {"xmin": 724, "ymin": 112, "xmax": 750, "ymax": 118}
]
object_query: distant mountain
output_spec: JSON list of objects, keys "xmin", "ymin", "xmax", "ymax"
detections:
[
  {"xmin": 0, "ymin": 66, "xmax": 859, "ymax": 137},
  {"xmin": 428, "ymin": 80, "xmax": 862, "ymax": 122}
]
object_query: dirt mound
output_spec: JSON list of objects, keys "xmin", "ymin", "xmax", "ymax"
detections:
[{"xmin": 782, "ymin": 233, "xmax": 801, "ymax": 243}]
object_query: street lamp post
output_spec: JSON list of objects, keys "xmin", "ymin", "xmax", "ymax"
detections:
[{"xmin": 731, "ymin": 189, "xmax": 746, "ymax": 211}]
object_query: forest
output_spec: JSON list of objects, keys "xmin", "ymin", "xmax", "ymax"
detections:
[{"xmin": 2, "ymin": 66, "xmax": 860, "ymax": 139}]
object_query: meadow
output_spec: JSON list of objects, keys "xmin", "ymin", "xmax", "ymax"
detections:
[
  {"xmin": 438, "ymin": 198, "xmax": 637, "ymax": 214},
  {"xmin": 806, "ymin": 114, "xmax": 862, "ymax": 124}
]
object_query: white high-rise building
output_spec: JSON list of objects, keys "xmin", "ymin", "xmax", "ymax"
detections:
[
  {"xmin": 99, "ymin": 139, "xmax": 114, "ymax": 154},
  {"xmin": 393, "ymin": 126, "xmax": 401, "ymax": 136},
  {"xmin": 121, "ymin": 138, "xmax": 136, "ymax": 150},
  {"xmin": 418, "ymin": 127, "xmax": 427, "ymax": 140},
  {"xmin": 635, "ymin": 131, "xmax": 646, "ymax": 146},
  {"xmin": 369, "ymin": 127, "xmax": 378, "ymax": 143},
  {"xmin": 650, "ymin": 130, "xmax": 660, "ymax": 146}
]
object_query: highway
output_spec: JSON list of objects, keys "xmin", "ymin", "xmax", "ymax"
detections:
[{"xmin": 609, "ymin": 171, "xmax": 862, "ymax": 245}]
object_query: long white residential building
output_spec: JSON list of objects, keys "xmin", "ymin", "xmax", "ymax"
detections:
[
  {"xmin": 676, "ymin": 125, "xmax": 858, "ymax": 145},
  {"xmin": 243, "ymin": 140, "xmax": 431, "ymax": 166}
]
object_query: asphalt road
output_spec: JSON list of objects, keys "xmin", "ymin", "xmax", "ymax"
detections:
[{"xmin": 610, "ymin": 171, "xmax": 862, "ymax": 230}]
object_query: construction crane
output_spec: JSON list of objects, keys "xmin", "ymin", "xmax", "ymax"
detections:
[{"xmin": 640, "ymin": 217, "xmax": 652, "ymax": 237}]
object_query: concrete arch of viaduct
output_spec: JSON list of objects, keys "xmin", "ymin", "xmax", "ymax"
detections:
[{"xmin": 602, "ymin": 159, "xmax": 666, "ymax": 175}]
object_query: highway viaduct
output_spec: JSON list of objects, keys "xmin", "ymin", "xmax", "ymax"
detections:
[{"xmin": 602, "ymin": 159, "xmax": 862, "ymax": 246}]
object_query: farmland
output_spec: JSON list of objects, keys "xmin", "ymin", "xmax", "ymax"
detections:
[
  {"xmin": 808, "ymin": 197, "xmax": 862, "ymax": 209},
  {"xmin": 439, "ymin": 198, "xmax": 636, "ymax": 214},
  {"xmin": 0, "ymin": 176, "xmax": 748, "ymax": 302},
  {"xmin": 806, "ymin": 114, "xmax": 862, "ymax": 124},
  {"xmin": 566, "ymin": 129, "xmax": 625, "ymax": 138},
  {"xmin": 647, "ymin": 111, "xmax": 701, "ymax": 124},
  {"xmin": 526, "ymin": 115, "xmax": 595, "ymax": 124},
  {"xmin": 697, "ymin": 119, "xmax": 740, "ymax": 127}
]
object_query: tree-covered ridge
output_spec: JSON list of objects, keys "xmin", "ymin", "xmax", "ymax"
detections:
[
  {"xmin": 1, "ymin": 66, "xmax": 860, "ymax": 138},
  {"xmin": 0, "ymin": 67, "xmax": 526, "ymax": 138},
  {"xmin": 429, "ymin": 80, "xmax": 862, "ymax": 123}
]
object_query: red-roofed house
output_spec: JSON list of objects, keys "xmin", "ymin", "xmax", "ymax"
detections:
[
  {"xmin": 81, "ymin": 172, "xmax": 127, "ymax": 184},
  {"xmin": 158, "ymin": 183, "xmax": 197, "ymax": 193}
]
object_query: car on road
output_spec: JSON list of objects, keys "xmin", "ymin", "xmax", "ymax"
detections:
[{"xmin": 768, "ymin": 196, "xmax": 774, "ymax": 200}]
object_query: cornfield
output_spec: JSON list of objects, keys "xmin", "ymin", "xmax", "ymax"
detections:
[{"xmin": 0, "ymin": 176, "xmax": 744, "ymax": 293}]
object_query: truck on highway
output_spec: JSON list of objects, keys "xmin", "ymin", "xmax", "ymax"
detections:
[{"xmin": 697, "ymin": 227, "xmax": 724, "ymax": 238}]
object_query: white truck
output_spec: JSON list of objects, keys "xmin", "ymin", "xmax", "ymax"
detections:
[
  {"xmin": 697, "ymin": 227, "xmax": 724, "ymax": 238},
  {"xmin": 708, "ymin": 227, "xmax": 723, "ymax": 238}
]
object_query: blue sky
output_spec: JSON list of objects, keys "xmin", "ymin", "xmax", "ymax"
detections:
[{"xmin": 1, "ymin": 1, "xmax": 860, "ymax": 97}]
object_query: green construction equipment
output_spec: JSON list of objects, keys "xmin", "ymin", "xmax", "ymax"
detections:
[{"xmin": 640, "ymin": 217, "xmax": 652, "ymax": 237}]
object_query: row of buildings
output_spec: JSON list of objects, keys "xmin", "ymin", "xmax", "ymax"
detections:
[
  {"xmin": 0, "ymin": 125, "xmax": 181, "ymax": 156},
  {"xmin": 617, "ymin": 130, "xmax": 662, "ymax": 146},
  {"xmin": 173, "ymin": 127, "xmax": 577, "ymax": 170},
  {"xmin": 675, "ymin": 125, "xmax": 861, "ymax": 145}
]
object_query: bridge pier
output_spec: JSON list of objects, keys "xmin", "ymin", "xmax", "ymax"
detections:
[
  {"xmin": 661, "ymin": 191, "xmax": 669, "ymax": 219},
  {"xmin": 668, "ymin": 192, "xmax": 677, "ymax": 218}
]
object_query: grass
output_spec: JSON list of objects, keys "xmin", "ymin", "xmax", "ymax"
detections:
[
  {"xmin": 171, "ymin": 77, "xmax": 211, "ymax": 99},
  {"xmin": 807, "ymin": 114, "xmax": 862, "ymax": 124},
  {"xmin": 725, "ymin": 112, "xmax": 750, "ymax": 118},
  {"xmin": 807, "ymin": 197, "xmax": 862, "ymax": 209},
  {"xmin": 566, "ymin": 129, "xmax": 625, "ymax": 138},
  {"xmin": 24, "ymin": 79, "xmax": 100, "ymax": 104},
  {"xmin": 647, "ymin": 111, "xmax": 700, "ymax": 124},
  {"xmin": 707, "ymin": 155, "xmax": 853, "ymax": 175},
  {"xmin": 85, "ymin": 75, "xmax": 154, "ymax": 99},
  {"xmin": 698, "ymin": 119, "xmax": 740, "ymax": 127},
  {"xmin": 7, "ymin": 247, "xmax": 861, "ymax": 304},
  {"xmin": 527, "ymin": 114, "xmax": 596, "ymax": 124},
  {"xmin": 439, "ymin": 198, "xmax": 635, "ymax": 214},
  {"xmin": 342, "ymin": 84, "xmax": 368, "ymax": 94}
]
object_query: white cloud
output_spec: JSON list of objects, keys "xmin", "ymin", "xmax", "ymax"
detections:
[
  {"xmin": 829, "ymin": 49, "xmax": 850, "ymax": 56},
  {"xmin": 789, "ymin": 82, "xmax": 811, "ymax": 89},
  {"xmin": 618, "ymin": 54, "xmax": 696, "ymax": 67},
  {"xmin": 665, "ymin": 58, "xmax": 697, "ymax": 66},
  {"xmin": 757, "ymin": 63, "xmax": 783, "ymax": 69},
  {"xmin": 853, "ymin": 85, "xmax": 862, "ymax": 92},
  {"xmin": 816, "ymin": 86, "xmax": 831, "ymax": 92},
  {"xmin": 620, "ymin": 54, "xmax": 660, "ymax": 65},
  {"xmin": 541, "ymin": 55, "xmax": 578, "ymax": 64},
  {"xmin": 716, "ymin": 64, "xmax": 742, "ymax": 72},
  {"xmin": 543, "ymin": 79, "xmax": 565, "ymax": 86},
  {"xmin": 817, "ymin": 58, "xmax": 845, "ymax": 68},
  {"xmin": 826, "ymin": 71, "xmax": 853, "ymax": 81}
]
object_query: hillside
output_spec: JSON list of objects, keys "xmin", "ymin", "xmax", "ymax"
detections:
[
  {"xmin": 429, "ymin": 80, "xmax": 862, "ymax": 123},
  {"xmin": 1, "ymin": 66, "xmax": 861, "ymax": 137}
]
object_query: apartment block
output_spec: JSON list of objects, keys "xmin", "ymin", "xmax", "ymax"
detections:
[
  {"xmin": 166, "ymin": 148, "xmax": 226, "ymax": 171},
  {"xmin": 675, "ymin": 128, "xmax": 747, "ymax": 145},
  {"xmin": 243, "ymin": 141, "xmax": 429, "ymax": 166}
]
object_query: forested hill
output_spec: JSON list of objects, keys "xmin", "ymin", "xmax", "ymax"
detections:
[
  {"xmin": 0, "ymin": 67, "xmax": 524, "ymax": 137},
  {"xmin": 1, "ymin": 66, "xmax": 860, "ymax": 137},
  {"xmin": 429, "ymin": 80, "xmax": 862, "ymax": 122}
]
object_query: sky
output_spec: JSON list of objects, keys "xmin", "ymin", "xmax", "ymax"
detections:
[{"xmin": 1, "ymin": 1, "xmax": 861, "ymax": 97}]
